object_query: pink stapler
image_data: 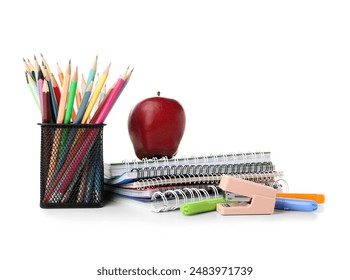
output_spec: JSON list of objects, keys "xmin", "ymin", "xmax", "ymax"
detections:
[{"xmin": 216, "ymin": 175, "xmax": 277, "ymax": 215}]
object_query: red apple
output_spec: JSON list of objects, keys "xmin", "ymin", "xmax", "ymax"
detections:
[{"xmin": 128, "ymin": 91, "xmax": 186, "ymax": 159}]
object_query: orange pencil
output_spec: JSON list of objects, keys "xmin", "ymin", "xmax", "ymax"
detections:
[
  {"xmin": 56, "ymin": 60, "xmax": 71, "ymax": 124},
  {"xmin": 57, "ymin": 62, "xmax": 64, "ymax": 87},
  {"xmin": 76, "ymin": 87, "xmax": 82, "ymax": 109}
]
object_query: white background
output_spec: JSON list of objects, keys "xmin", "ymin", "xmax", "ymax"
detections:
[{"xmin": 1, "ymin": 0, "xmax": 349, "ymax": 279}]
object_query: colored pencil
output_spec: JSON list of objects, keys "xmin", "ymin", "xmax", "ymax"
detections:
[
  {"xmin": 81, "ymin": 63, "xmax": 111, "ymax": 123},
  {"xmin": 81, "ymin": 74, "xmax": 86, "ymax": 96},
  {"xmin": 74, "ymin": 81, "xmax": 93, "ymax": 124},
  {"xmin": 51, "ymin": 73, "xmax": 61, "ymax": 105},
  {"xmin": 22, "ymin": 58, "xmax": 31, "ymax": 74},
  {"xmin": 85, "ymin": 55, "xmax": 98, "ymax": 92},
  {"xmin": 42, "ymin": 66, "xmax": 57, "ymax": 123},
  {"xmin": 27, "ymin": 59, "xmax": 36, "ymax": 82},
  {"xmin": 44, "ymin": 67, "xmax": 129, "ymax": 201},
  {"xmin": 93, "ymin": 68, "xmax": 128, "ymax": 124},
  {"xmin": 37, "ymin": 66, "xmax": 45, "ymax": 112},
  {"xmin": 40, "ymin": 54, "xmax": 58, "ymax": 121},
  {"xmin": 64, "ymin": 66, "xmax": 78, "ymax": 123},
  {"xmin": 57, "ymin": 62, "xmax": 64, "ymax": 86},
  {"xmin": 91, "ymin": 82, "xmax": 105, "ymax": 119},
  {"xmin": 25, "ymin": 72, "xmax": 40, "ymax": 111},
  {"xmin": 91, "ymin": 68, "xmax": 133, "ymax": 123},
  {"xmin": 99, "ymin": 84, "xmax": 107, "ymax": 105},
  {"xmin": 75, "ymin": 87, "xmax": 82, "ymax": 110},
  {"xmin": 33, "ymin": 55, "xmax": 39, "ymax": 82},
  {"xmin": 42, "ymin": 128, "xmax": 95, "ymax": 203},
  {"xmin": 56, "ymin": 60, "xmax": 71, "ymax": 124},
  {"xmin": 42, "ymin": 80, "xmax": 51, "ymax": 123}
]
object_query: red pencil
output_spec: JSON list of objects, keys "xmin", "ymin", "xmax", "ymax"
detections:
[{"xmin": 51, "ymin": 73, "xmax": 61, "ymax": 105}]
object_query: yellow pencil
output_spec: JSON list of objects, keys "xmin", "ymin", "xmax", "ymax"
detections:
[
  {"xmin": 56, "ymin": 60, "xmax": 71, "ymax": 124},
  {"xmin": 81, "ymin": 63, "xmax": 111, "ymax": 124}
]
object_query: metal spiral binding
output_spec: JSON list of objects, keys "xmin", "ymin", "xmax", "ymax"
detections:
[
  {"xmin": 151, "ymin": 185, "xmax": 221, "ymax": 212},
  {"xmin": 120, "ymin": 151, "xmax": 269, "ymax": 171},
  {"xmin": 130, "ymin": 161, "xmax": 275, "ymax": 184},
  {"xmin": 133, "ymin": 171, "xmax": 284, "ymax": 191},
  {"xmin": 149, "ymin": 172, "xmax": 288, "ymax": 213}
]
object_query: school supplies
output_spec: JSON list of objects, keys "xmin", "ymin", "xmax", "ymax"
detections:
[
  {"xmin": 180, "ymin": 197, "xmax": 236, "ymax": 216},
  {"xmin": 180, "ymin": 196, "xmax": 318, "ymax": 215},
  {"xmin": 151, "ymin": 185, "xmax": 223, "ymax": 212},
  {"xmin": 24, "ymin": 54, "xmax": 133, "ymax": 207},
  {"xmin": 104, "ymin": 151, "xmax": 272, "ymax": 181},
  {"xmin": 216, "ymin": 175, "xmax": 319, "ymax": 215},
  {"xmin": 217, "ymin": 175, "xmax": 277, "ymax": 215},
  {"xmin": 273, "ymin": 198, "xmax": 318, "ymax": 211}
]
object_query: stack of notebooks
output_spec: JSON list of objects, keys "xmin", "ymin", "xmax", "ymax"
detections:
[{"xmin": 104, "ymin": 151, "xmax": 286, "ymax": 212}]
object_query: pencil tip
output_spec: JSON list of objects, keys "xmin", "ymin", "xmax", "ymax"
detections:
[
  {"xmin": 23, "ymin": 58, "xmax": 26, "ymax": 62},
  {"xmin": 34, "ymin": 55, "xmax": 37, "ymax": 59},
  {"xmin": 40, "ymin": 53, "xmax": 43, "ymax": 57}
]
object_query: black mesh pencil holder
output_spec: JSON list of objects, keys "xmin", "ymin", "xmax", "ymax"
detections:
[{"xmin": 39, "ymin": 123, "xmax": 106, "ymax": 208}]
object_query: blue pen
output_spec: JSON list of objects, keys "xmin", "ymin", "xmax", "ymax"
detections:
[{"xmin": 274, "ymin": 198, "xmax": 318, "ymax": 212}]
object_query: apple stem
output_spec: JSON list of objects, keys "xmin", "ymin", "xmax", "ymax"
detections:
[{"xmin": 157, "ymin": 91, "xmax": 160, "ymax": 97}]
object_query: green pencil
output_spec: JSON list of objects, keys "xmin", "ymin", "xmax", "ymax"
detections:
[
  {"xmin": 25, "ymin": 72, "xmax": 40, "ymax": 111},
  {"xmin": 64, "ymin": 67, "xmax": 78, "ymax": 123}
]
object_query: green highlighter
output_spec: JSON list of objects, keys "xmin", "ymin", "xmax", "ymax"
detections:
[{"xmin": 180, "ymin": 197, "xmax": 229, "ymax": 215}]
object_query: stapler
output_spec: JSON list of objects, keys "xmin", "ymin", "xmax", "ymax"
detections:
[{"xmin": 216, "ymin": 175, "xmax": 277, "ymax": 215}]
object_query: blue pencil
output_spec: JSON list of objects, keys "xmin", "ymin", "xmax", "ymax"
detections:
[{"xmin": 74, "ymin": 81, "xmax": 93, "ymax": 124}]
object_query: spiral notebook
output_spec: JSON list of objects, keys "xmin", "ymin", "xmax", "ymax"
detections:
[
  {"xmin": 105, "ymin": 171, "xmax": 284, "ymax": 202},
  {"xmin": 104, "ymin": 151, "xmax": 272, "ymax": 185}
]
